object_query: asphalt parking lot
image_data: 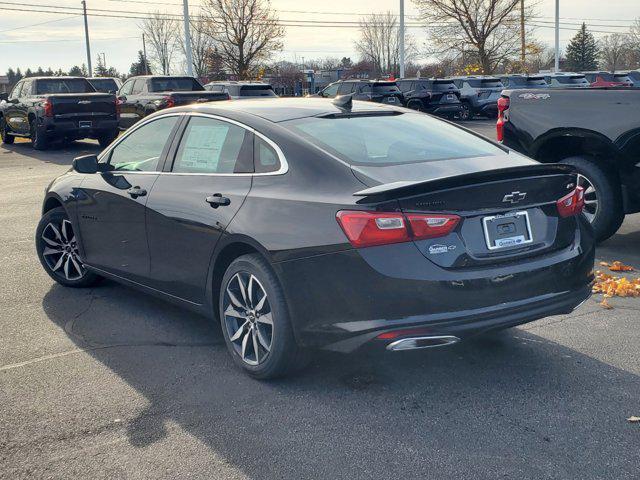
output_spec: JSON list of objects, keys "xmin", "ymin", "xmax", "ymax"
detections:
[{"xmin": 1, "ymin": 122, "xmax": 639, "ymax": 479}]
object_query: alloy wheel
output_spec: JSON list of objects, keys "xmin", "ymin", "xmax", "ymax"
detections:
[
  {"xmin": 41, "ymin": 219, "xmax": 85, "ymax": 281},
  {"xmin": 577, "ymin": 173, "xmax": 598, "ymax": 223},
  {"xmin": 223, "ymin": 272, "xmax": 273, "ymax": 366}
]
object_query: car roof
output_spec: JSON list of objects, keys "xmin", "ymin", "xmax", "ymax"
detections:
[
  {"xmin": 176, "ymin": 97, "xmax": 406, "ymax": 123},
  {"xmin": 206, "ymin": 81, "xmax": 271, "ymax": 86},
  {"xmin": 22, "ymin": 77, "xmax": 87, "ymax": 81}
]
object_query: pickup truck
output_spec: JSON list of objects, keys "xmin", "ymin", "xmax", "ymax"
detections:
[
  {"xmin": 117, "ymin": 75, "xmax": 229, "ymax": 129},
  {"xmin": 0, "ymin": 76, "xmax": 119, "ymax": 150},
  {"xmin": 498, "ymin": 88, "xmax": 640, "ymax": 241}
]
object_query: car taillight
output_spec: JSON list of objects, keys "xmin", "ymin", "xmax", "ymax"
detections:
[
  {"xmin": 115, "ymin": 98, "xmax": 122, "ymax": 116},
  {"xmin": 43, "ymin": 99, "xmax": 53, "ymax": 117},
  {"xmin": 496, "ymin": 96, "xmax": 509, "ymax": 142},
  {"xmin": 336, "ymin": 211, "xmax": 460, "ymax": 248},
  {"xmin": 164, "ymin": 96, "xmax": 175, "ymax": 108},
  {"xmin": 556, "ymin": 186, "xmax": 585, "ymax": 217}
]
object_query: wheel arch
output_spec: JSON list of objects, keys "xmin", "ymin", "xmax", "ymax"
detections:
[
  {"xmin": 42, "ymin": 194, "xmax": 65, "ymax": 215},
  {"xmin": 531, "ymin": 129, "xmax": 619, "ymax": 167},
  {"xmin": 206, "ymin": 235, "xmax": 276, "ymax": 321}
]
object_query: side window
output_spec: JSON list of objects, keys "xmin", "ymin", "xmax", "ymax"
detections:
[
  {"xmin": 131, "ymin": 79, "xmax": 146, "ymax": 95},
  {"xmin": 359, "ymin": 84, "xmax": 372, "ymax": 95},
  {"xmin": 208, "ymin": 85, "xmax": 223, "ymax": 92},
  {"xmin": 20, "ymin": 80, "xmax": 33, "ymax": 96},
  {"xmin": 119, "ymin": 79, "xmax": 134, "ymax": 96},
  {"xmin": 338, "ymin": 82, "xmax": 354, "ymax": 95},
  {"xmin": 9, "ymin": 82, "xmax": 23, "ymax": 100},
  {"xmin": 322, "ymin": 83, "xmax": 339, "ymax": 97},
  {"xmin": 254, "ymin": 136, "xmax": 281, "ymax": 174},
  {"xmin": 108, "ymin": 116, "xmax": 179, "ymax": 171},
  {"xmin": 172, "ymin": 116, "xmax": 252, "ymax": 174},
  {"xmin": 398, "ymin": 81, "xmax": 411, "ymax": 93}
]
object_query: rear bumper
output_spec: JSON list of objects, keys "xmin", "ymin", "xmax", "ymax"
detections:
[
  {"xmin": 274, "ymin": 220, "xmax": 595, "ymax": 352},
  {"xmin": 41, "ymin": 117, "xmax": 119, "ymax": 138}
]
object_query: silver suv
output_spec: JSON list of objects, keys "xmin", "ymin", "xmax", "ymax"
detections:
[{"xmin": 449, "ymin": 76, "xmax": 504, "ymax": 120}]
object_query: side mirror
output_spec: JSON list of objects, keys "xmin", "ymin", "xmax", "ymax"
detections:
[{"xmin": 73, "ymin": 154, "xmax": 99, "ymax": 174}]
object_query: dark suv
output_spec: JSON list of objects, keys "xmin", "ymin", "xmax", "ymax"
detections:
[
  {"xmin": 500, "ymin": 75, "xmax": 548, "ymax": 89},
  {"xmin": 396, "ymin": 78, "xmax": 462, "ymax": 118},
  {"xmin": 204, "ymin": 81, "xmax": 278, "ymax": 99},
  {"xmin": 449, "ymin": 76, "xmax": 504, "ymax": 120},
  {"xmin": 317, "ymin": 79, "xmax": 404, "ymax": 106}
]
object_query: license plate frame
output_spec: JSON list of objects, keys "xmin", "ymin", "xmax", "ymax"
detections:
[
  {"xmin": 482, "ymin": 210, "xmax": 533, "ymax": 251},
  {"xmin": 78, "ymin": 120, "xmax": 92, "ymax": 128}
]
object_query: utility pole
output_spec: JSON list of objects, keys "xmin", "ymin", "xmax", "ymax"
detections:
[
  {"xmin": 142, "ymin": 33, "xmax": 149, "ymax": 75},
  {"xmin": 82, "ymin": 0, "xmax": 92, "ymax": 76},
  {"xmin": 520, "ymin": 0, "xmax": 525, "ymax": 65},
  {"xmin": 182, "ymin": 0, "xmax": 194, "ymax": 77},
  {"xmin": 399, "ymin": 0, "xmax": 405, "ymax": 78},
  {"xmin": 554, "ymin": 0, "xmax": 560, "ymax": 72}
]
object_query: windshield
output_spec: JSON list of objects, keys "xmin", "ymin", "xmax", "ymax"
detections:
[
  {"xmin": 150, "ymin": 77, "xmax": 204, "ymax": 92},
  {"xmin": 36, "ymin": 79, "xmax": 95, "ymax": 94},
  {"xmin": 88, "ymin": 79, "xmax": 118, "ymax": 92},
  {"xmin": 239, "ymin": 85, "xmax": 277, "ymax": 97},
  {"xmin": 282, "ymin": 113, "xmax": 503, "ymax": 166},
  {"xmin": 468, "ymin": 79, "xmax": 503, "ymax": 88}
]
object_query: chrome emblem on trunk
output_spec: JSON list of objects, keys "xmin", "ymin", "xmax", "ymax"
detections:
[{"xmin": 502, "ymin": 191, "xmax": 527, "ymax": 204}]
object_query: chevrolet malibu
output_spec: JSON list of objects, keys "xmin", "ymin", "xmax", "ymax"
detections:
[{"xmin": 36, "ymin": 98, "xmax": 595, "ymax": 378}]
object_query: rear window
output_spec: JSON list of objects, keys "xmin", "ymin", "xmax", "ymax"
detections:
[
  {"xmin": 505, "ymin": 77, "xmax": 527, "ymax": 86},
  {"xmin": 614, "ymin": 74, "xmax": 632, "ymax": 82},
  {"xmin": 282, "ymin": 113, "xmax": 503, "ymax": 166},
  {"xmin": 372, "ymin": 82, "xmax": 400, "ymax": 93},
  {"xmin": 150, "ymin": 77, "xmax": 204, "ymax": 92},
  {"xmin": 88, "ymin": 78, "xmax": 118, "ymax": 92},
  {"xmin": 239, "ymin": 85, "xmax": 277, "ymax": 97},
  {"xmin": 468, "ymin": 79, "xmax": 503, "ymax": 88},
  {"xmin": 36, "ymin": 79, "xmax": 95, "ymax": 94},
  {"xmin": 556, "ymin": 75, "xmax": 588, "ymax": 84},
  {"xmin": 527, "ymin": 77, "xmax": 547, "ymax": 86},
  {"xmin": 428, "ymin": 80, "xmax": 456, "ymax": 91}
]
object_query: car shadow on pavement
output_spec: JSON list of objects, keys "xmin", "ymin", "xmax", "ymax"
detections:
[
  {"xmin": 1, "ymin": 140, "xmax": 102, "ymax": 166},
  {"xmin": 41, "ymin": 281, "xmax": 639, "ymax": 479}
]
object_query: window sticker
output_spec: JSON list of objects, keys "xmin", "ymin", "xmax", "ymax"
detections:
[{"xmin": 179, "ymin": 124, "xmax": 229, "ymax": 171}]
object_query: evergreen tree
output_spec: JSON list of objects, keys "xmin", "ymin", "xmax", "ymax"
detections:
[
  {"xmin": 566, "ymin": 23, "xmax": 599, "ymax": 71},
  {"xmin": 68, "ymin": 65, "xmax": 84, "ymax": 76},
  {"xmin": 94, "ymin": 55, "xmax": 109, "ymax": 77},
  {"xmin": 129, "ymin": 50, "xmax": 151, "ymax": 77}
]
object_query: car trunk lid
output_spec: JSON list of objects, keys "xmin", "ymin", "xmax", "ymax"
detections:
[{"xmin": 164, "ymin": 91, "xmax": 229, "ymax": 105}]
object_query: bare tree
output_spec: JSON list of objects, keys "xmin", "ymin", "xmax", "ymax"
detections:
[
  {"xmin": 355, "ymin": 11, "xmax": 417, "ymax": 77},
  {"xmin": 413, "ymin": 0, "xmax": 532, "ymax": 74},
  {"xmin": 183, "ymin": 18, "xmax": 215, "ymax": 77},
  {"xmin": 201, "ymin": 0, "xmax": 285, "ymax": 79},
  {"xmin": 598, "ymin": 33, "xmax": 631, "ymax": 72},
  {"xmin": 628, "ymin": 19, "xmax": 640, "ymax": 69},
  {"xmin": 140, "ymin": 11, "xmax": 180, "ymax": 75}
]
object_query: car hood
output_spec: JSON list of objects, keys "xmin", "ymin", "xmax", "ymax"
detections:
[{"xmin": 351, "ymin": 151, "xmax": 538, "ymax": 187}]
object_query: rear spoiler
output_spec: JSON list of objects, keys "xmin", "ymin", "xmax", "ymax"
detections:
[{"xmin": 353, "ymin": 163, "xmax": 576, "ymax": 202}]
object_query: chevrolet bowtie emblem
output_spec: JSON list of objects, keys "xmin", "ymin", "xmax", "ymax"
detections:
[{"xmin": 502, "ymin": 191, "xmax": 527, "ymax": 204}]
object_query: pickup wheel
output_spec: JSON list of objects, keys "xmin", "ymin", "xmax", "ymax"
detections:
[
  {"xmin": 30, "ymin": 120, "xmax": 48, "ymax": 150},
  {"xmin": 407, "ymin": 100, "xmax": 425, "ymax": 112},
  {"xmin": 559, "ymin": 156, "xmax": 624, "ymax": 242},
  {"xmin": 98, "ymin": 130, "xmax": 119, "ymax": 149},
  {"xmin": 0, "ymin": 117, "xmax": 15, "ymax": 144},
  {"xmin": 458, "ymin": 101, "xmax": 472, "ymax": 121}
]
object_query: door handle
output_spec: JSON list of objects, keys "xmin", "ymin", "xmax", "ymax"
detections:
[
  {"xmin": 206, "ymin": 193, "xmax": 231, "ymax": 208},
  {"xmin": 127, "ymin": 186, "xmax": 147, "ymax": 199}
]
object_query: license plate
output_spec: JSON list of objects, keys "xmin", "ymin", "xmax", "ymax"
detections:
[
  {"xmin": 446, "ymin": 94, "xmax": 455, "ymax": 101},
  {"xmin": 386, "ymin": 97, "xmax": 397, "ymax": 103},
  {"xmin": 79, "ymin": 121, "xmax": 92, "ymax": 128},
  {"xmin": 482, "ymin": 211, "xmax": 533, "ymax": 250}
]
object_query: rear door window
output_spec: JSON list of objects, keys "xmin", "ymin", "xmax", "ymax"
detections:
[
  {"xmin": 172, "ymin": 116, "xmax": 253, "ymax": 174},
  {"xmin": 338, "ymin": 82, "xmax": 355, "ymax": 95}
]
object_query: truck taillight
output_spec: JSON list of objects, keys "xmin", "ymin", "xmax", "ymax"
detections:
[
  {"xmin": 496, "ymin": 96, "xmax": 509, "ymax": 142},
  {"xmin": 336, "ymin": 211, "xmax": 460, "ymax": 248},
  {"xmin": 43, "ymin": 99, "xmax": 53, "ymax": 117},
  {"xmin": 115, "ymin": 98, "xmax": 122, "ymax": 116},
  {"xmin": 164, "ymin": 96, "xmax": 175, "ymax": 108},
  {"xmin": 556, "ymin": 186, "xmax": 585, "ymax": 217}
]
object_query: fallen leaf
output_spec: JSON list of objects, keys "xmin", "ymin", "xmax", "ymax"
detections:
[
  {"xmin": 600, "ymin": 297, "xmax": 613, "ymax": 309},
  {"xmin": 609, "ymin": 261, "xmax": 634, "ymax": 272},
  {"xmin": 599, "ymin": 261, "xmax": 610, "ymax": 267}
]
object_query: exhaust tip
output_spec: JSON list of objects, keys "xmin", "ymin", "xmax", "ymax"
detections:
[{"xmin": 386, "ymin": 335, "xmax": 460, "ymax": 351}]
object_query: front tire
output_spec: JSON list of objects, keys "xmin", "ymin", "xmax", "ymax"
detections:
[
  {"xmin": 35, "ymin": 207, "xmax": 101, "ymax": 287},
  {"xmin": 219, "ymin": 253, "xmax": 307, "ymax": 379},
  {"xmin": 559, "ymin": 156, "xmax": 624, "ymax": 242},
  {"xmin": 0, "ymin": 117, "xmax": 15, "ymax": 144}
]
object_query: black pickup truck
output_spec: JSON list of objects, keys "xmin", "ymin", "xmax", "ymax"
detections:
[
  {"xmin": 0, "ymin": 76, "xmax": 119, "ymax": 150},
  {"xmin": 117, "ymin": 75, "xmax": 229, "ymax": 129},
  {"xmin": 498, "ymin": 88, "xmax": 640, "ymax": 241}
]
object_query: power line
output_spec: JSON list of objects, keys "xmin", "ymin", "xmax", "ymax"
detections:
[{"xmin": 0, "ymin": 14, "xmax": 79, "ymax": 34}]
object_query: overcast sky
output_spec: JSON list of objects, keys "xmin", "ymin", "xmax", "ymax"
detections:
[{"xmin": 1, "ymin": 0, "xmax": 639, "ymax": 74}]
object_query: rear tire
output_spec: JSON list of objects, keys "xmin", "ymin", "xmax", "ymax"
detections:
[
  {"xmin": 0, "ymin": 117, "xmax": 14, "ymax": 144},
  {"xmin": 458, "ymin": 102, "xmax": 472, "ymax": 121},
  {"xmin": 98, "ymin": 130, "xmax": 119, "ymax": 149},
  {"xmin": 407, "ymin": 100, "xmax": 425, "ymax": 112},
  {"xmin": 559, "ymin": 156, "xmax": 624, "ymax": 242},
  {"xmin": 35, "ymin": 207, "xmax": 102, "ymax": 288},
  {"xmin": 30, "ymin": 119, "xmax": 48, "ymax": 150},
  {"xmin": 219, "ymin": 253, "xmax": 308, "ymax": 379}
]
